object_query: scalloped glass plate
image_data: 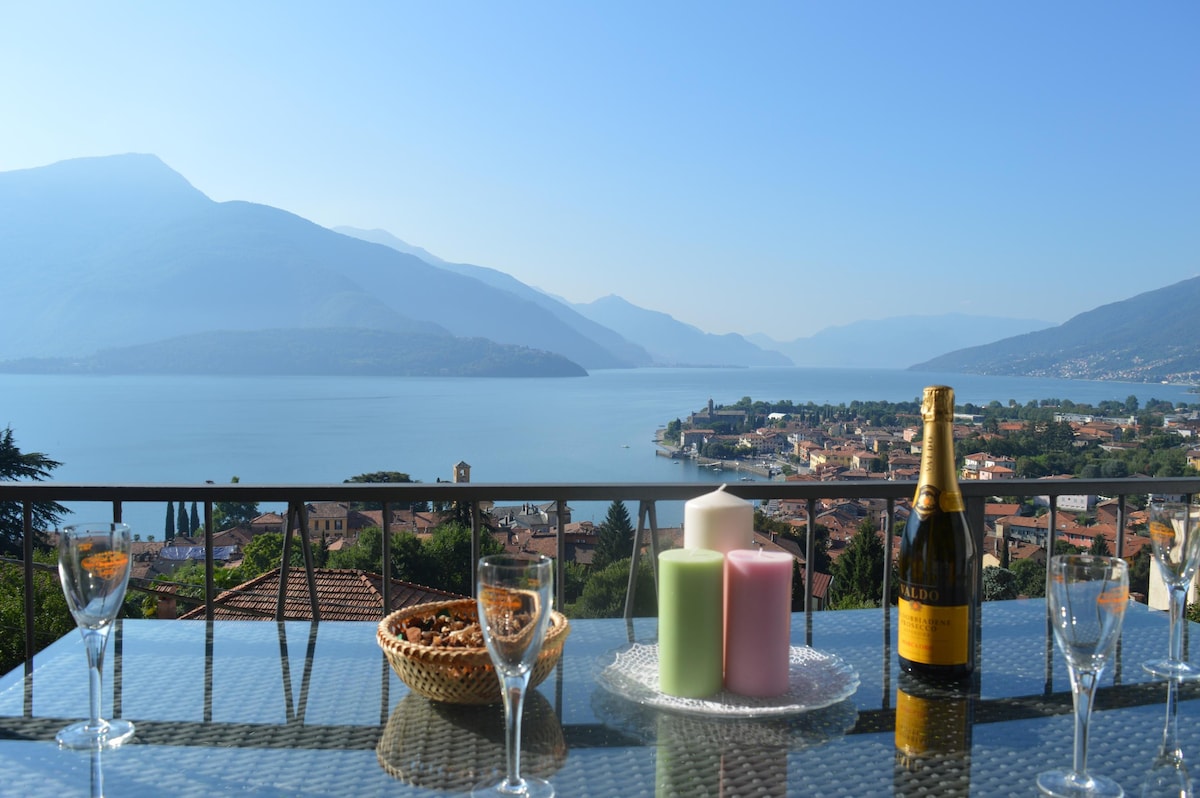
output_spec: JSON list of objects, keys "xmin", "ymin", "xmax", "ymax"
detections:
[{"xmin": 595, "ymin": 643, "xmax": 859, "ymax": 718}]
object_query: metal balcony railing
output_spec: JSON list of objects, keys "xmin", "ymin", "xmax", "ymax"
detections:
[{"xmin": 3, "ymin": 476, "xmax": 1199, "ymax": 670}]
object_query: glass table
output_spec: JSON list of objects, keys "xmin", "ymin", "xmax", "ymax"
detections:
[{"xmin": 0, "ymin": 600, "xmax": 1196, "ymax": 796}]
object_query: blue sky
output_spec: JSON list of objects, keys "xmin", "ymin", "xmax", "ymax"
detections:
[{"xmin": 2, "ymin": 2, "xmax": 1196, "ymax": 340}]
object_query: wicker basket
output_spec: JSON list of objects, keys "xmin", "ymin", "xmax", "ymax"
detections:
[{"xmin": 377, "ymin": 598, "xmax": 570, "ymax": 705}]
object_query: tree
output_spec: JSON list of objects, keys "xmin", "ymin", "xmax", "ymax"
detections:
[
  {"xmin": 177, "ymin": 502, "xmax": 189, "ymax": 540},
  {"xmin": 165, "ymin": 501, "xmax": 176, "ymax": 541},
  {"xmin": 0, "ymin": 549, "xmax": 74, "ymax": 672},
  {"xmin": 1053, "ymin": 540, "xmax": 1082, "ymax": 556},
  {"xmin": 0, "ymin": 427, "xmax": 67, "ymax": 555},
  {"xmin": 982, "ymin": 566, "xmax": 1019, "ymax": 601},
  {"xmin": 190, "ymin": 502, "xmax": 200, "ymax": 536},
  {"xmin": 1088, "ymin": 534, "xmax": 1111, "ymax": 556},
  {"xmin": 422, "ymin": 522, "xmax": 503, "ymax": 595},
  {"xmin": 829, "ymin": 520, "xmax": 886, "ymax": 608},
  {"xmin": 238, "ymin": 533, "xmax": 307, "ymax": 580},
  {"xmin": 1011, "ymin": 558, "xmax": 1046, "ymax": 598},
  {"xmin": 1129, "ymin": 547, "xmax": 1152, "ymax": 599},
  {"xmin": 212, "ymin": 477, "xmax": 259, "ymax": 530},
  {"xmin": 151, "ymin": 560, "xmax": 243, "ymax": 616},
  {"xmin": 593, "ymin": 501, "xmax": 635, "ymax": 571},
  {"xmin": 566, "ymin": 557, "xmax": 656, "ymax": 619},
  {"xmin": 344, "ymin": 471, "xmax": 429, "ymax": 511},
  {"xmin": 563, "ymin": 561, "xmax": 590, "ymax": 605}
]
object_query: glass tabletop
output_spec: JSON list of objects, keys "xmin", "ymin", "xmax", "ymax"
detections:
[{"xmin": 0, "ymin": 600, "xmax": 1196, "ymax": 797}]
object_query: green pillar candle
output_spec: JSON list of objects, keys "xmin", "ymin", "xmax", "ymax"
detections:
[{"xmin": 658, "ymin": 548, "xmax": 724, "ymax": 698}]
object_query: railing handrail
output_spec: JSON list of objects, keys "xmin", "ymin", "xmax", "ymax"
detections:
[
  {"xmin": 4, "ymin": 476, "xmax": 1198, "ymax": 670},
  {"xmin": 2, "ymin": 475, "xmax": 1198, "ymax": 502}
]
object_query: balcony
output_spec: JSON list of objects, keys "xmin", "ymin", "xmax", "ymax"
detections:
[{"xmin": 3, "ymin": 475, "xmax": 1198, "ymax": 662}]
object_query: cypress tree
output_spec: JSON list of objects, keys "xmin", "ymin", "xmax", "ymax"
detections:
[
  {"xmin": 165, "ymin": 501, "xmax": 175, "ymax": 541},
  {"xmin": 593, "ymin": 500, "xmax": 636, "ymax": 572},
  {"xmin": 829, "ymin": 519, "xmax": 886, "ymax": 608},
  {"xmin": 190, "ymin": 502, "xmax": 201, "ymax": 535},
  {"xmin": 177, "ymin": 502, "xmax": 189, "ymax": 541}
]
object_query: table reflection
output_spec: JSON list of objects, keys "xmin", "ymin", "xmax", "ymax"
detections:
[{"xmin": 377, "ymin": 691, "xmax": 566, "ymax": 791}]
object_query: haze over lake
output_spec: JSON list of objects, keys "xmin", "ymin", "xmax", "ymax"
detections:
[{"xmin": 4, "ymin": 368, "xmax": 1195, "ymax": 536}]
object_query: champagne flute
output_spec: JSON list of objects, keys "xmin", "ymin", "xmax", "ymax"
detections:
[
  {"xmin": 474, "ymin": 553, "xmax": 555, "ymax": 798},
  {"xmin": 1144, "ymin": 497, "xmax": 1200, "ymax": 680},
  {"xmin": 56, "ymin": 522, "xmax": 136, "ymax": 750},
  {"xmin": 1039, "ymin": 554, "xmax": 1129, "ymax": 798}
]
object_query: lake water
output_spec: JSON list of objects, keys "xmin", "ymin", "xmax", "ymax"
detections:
[{"xmin": 2, "ymin": 367, "xmax": 1193, "ymax": 535}]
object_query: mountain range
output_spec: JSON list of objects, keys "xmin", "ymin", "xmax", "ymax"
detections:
[
  {"xmin": 1, "ymin": 154, "xmax": 1194, "ymax": 381},
  {"xmin": 911, "ymin": 277, "xmax": 1200, "ymax": 383}
]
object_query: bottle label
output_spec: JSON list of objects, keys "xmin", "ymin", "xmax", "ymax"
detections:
[
  {"xmin": 898, "ymin": 597, "xmax": 969, "ymax": 665},
  {"xmin": 912, "ymin": 484, "xmax": 964, "ymax": 518}
]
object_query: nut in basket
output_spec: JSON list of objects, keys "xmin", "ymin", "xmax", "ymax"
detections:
[{"xmin": 377, "ymin": 598, "xmax": 570, "ymax": 705}]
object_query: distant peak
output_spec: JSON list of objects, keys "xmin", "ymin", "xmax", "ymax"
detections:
[{"xmin": 2, "ymin": 153, "xmax": 210, "ymax": 203}]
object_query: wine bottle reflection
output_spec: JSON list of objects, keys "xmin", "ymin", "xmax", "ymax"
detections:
[{"xmin": 893, "ymin": 673, "xmax": 973, "ymax": 797}]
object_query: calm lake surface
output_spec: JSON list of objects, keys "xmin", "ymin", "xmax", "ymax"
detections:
[{"xmin": 2, "ymin": 367, "xmax": 1194, "ymax": 535}]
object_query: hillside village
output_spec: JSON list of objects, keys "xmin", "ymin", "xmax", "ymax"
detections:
[{"xmin": 124, "ymin": 398, "xmax": 1200, "ymax": 618}]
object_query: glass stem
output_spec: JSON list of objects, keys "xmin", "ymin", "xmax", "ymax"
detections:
[
  {"xmin": 1162, "ymin": 677, "xmax": 1182, "ymax": 757},
  {"xmin": 1070, "ymin": 667, "xmax": 1098, "ymax": 781},
  {"xmin": 82, "ymin": 627, "xmax": 110, "ymax": 732},
  {"xmin": 1168, "ymin": 583, "xmax": 1186, "ymax": 663},
  {"xmin": 501, "ymin": 672, "xmax": 530, "ymax": 791}
]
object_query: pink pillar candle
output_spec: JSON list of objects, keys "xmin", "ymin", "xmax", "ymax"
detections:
[
  {"xmin": 724, "ymin": 548, "xmax": 793, "ymax": 697},
  {"xmin": 683, "ymin": 484, "xmax": 753, "ymax": 554}
]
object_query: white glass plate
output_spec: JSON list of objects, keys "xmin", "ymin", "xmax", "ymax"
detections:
[{"xmin": 595, "ymin": 643, "xmax": 860, "ymax": 717}]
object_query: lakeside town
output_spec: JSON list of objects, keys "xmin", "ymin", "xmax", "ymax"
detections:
[{"xmin": 102, "ymin": 394, "xmax": 1200, "ymax": 623}]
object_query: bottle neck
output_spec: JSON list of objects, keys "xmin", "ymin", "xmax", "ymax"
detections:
[{"xmin": 915, "ymin": 418, "xmax": 963, "ymax": 513}]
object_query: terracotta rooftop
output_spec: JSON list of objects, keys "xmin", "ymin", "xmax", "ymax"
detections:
[{"xmin": 178, "ymin": 567, "xmax": 465, "ymax": 621}]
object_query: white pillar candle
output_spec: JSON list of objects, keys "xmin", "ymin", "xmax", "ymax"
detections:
[{"xmin": 683, "ymin": 484, "xmax": 753, "ymax": 554}]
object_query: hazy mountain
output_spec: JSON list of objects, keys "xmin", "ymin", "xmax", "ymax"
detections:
[
  {"xmin": 910, "ymin": 276, "xmax": 1200, "ymax": 382},
  {"xmin": 334, "ymin": 226, "xmax": 653, "ymax": 367},
  {"xmin": 750, "ymin": 314, "xmax": 1055, "ymax": 369},
  {"xmin": 573, "ymin": 295, "xmax": 792, "ymax": 367},
  {"xmin": 0, "ymin": 328, "xmax": 586, "ymax": 378},
  {"xmin": 0, "ymin": 154, "xmax": 622, "ymax": 372}
]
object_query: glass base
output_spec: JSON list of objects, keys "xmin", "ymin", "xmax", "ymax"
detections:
[
  {"xmin": 472, "ymin": 776, "xmax": 555, "ymax": 798},
  {"xmin": 1037, "ymin": 769, "xmax": 1124, "ymax": 797},
  {"xmin": 1142, "ymin": 658, "xmax": 1200, "ymax": 681},
  {"xmin": 56, "ymin": 718, "xmax": 135, "ymax": 750}
]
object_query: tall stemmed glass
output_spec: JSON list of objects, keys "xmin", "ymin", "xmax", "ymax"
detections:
[
  {"xmin": 474, "ymin": 553, "xmax": 555, "ymax": 798},
  {"xmin": 1144, "ymin": 497, "xmax": 1200, "ymax": 680},
  {"xmin": 1039, "ymin": 554, "xmax": 1129, "ymax": 798},
  {"xmin": 56, "ymin": 522, "xmax": 135, "ymax": 750}
]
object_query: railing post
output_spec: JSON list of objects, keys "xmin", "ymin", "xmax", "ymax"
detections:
[
  {"xmin": 805, "ymin": 497, "xmax": 816, "ymax": 645},
  {"xmin": 297, "ymin": 503, "xmax": 319, "ymax": 623},
  {"xmin": 22, "ymin": 501, "xmax": 34, "ymax": 670},
  {"xmin": 624, "ymin": 501, "xmax": 646, "ymax": 622},
  {"xmin": 381, "ymin": 501, "xmax": 392, "ymax": 615},
  {"xmin": 624, "ymin": 500, "xmax": 661, "ymax": 621},
  {"xmin": 1115, "ymin": 494, "xmax": 1126, "ymax": 560},
  {"xmin": 204, "ymin": 501, "xmax": 214, "ymax": 623},
  {"xmin": 278, "ymin": 502, "xmax": 297, "ymax": 621},
  {"xmin": 646, "ymin": 501, "xmax": 661, "ymax": 597},
  {"xmin": 555, "ymin": 500, "xmax": 566, "ymax": 613},
  {"xmin": 470, "ymin": 502, "xmax": 482, "ymax": 599}
]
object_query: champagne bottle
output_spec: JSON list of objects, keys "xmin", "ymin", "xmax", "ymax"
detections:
[
  {"xmin": 893, "ymin": 672, "xmax": 974, "ymax": 797},
  {"xmin": 897, "ymin": 385, "xmax": 977, "ymax": 681}
]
